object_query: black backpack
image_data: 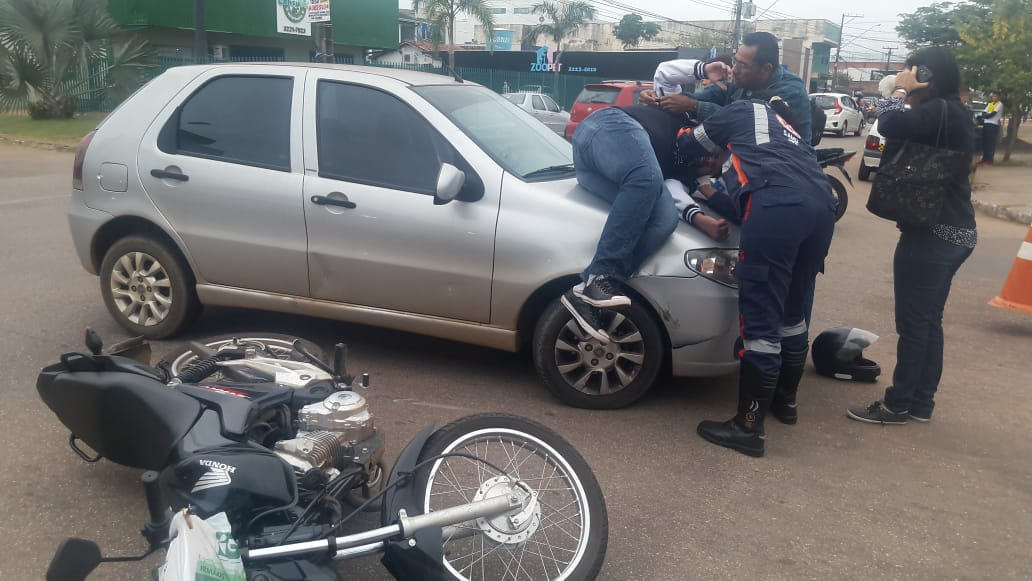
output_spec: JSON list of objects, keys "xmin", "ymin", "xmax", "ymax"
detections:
[{"xmin": 810, "ymin": 96, "xmax": 826, "ymax": 146}]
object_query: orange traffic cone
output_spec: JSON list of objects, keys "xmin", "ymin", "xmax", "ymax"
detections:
[{"xmin": 989, "ymin": 225, "xmax": 1032, "ymax": 315}]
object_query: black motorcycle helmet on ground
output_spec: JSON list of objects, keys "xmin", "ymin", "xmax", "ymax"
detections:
[{"xmin": 811, "ymin": 327, "xmax": 881, "ymax": 382}]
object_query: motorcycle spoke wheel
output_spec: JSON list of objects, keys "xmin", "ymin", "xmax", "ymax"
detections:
[
  {"xmin": 162, "ymin": 333, "xmax": 324, "ymax": 382},
  {"xmin": 416, "ymin": 415, "xmax": 607, "ymax": 581}
]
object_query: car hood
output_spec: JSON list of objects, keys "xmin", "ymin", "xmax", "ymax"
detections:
[{"xmin": 503, "ymin": 175, "xmax": 740, "ymax": 279}]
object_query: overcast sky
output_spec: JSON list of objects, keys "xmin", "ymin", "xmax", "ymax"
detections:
[{"xmin": 404, "ymin": 0, "xmax": 927, "ymax": 61}]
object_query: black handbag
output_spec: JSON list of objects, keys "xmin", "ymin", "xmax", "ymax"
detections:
[{"xmin": 866, "ymin": 101, "xmax": 969, "ymax": 227}]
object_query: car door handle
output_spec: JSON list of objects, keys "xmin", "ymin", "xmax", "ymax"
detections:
[
  {"xmin": 311, "ymin": 194, "xmax": 357, "ymax": 209},
  {"xmin": 150, "ymin": 168, "xmax": 189, "ymax": 182}
]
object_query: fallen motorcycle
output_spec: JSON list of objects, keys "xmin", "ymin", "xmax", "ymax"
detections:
[{"xmin": 39, "ymin": 331, "xmax": 608, "ymax": 580}]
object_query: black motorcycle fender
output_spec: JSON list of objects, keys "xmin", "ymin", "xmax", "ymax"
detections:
[{"xmin": 379, "ymin": 423, "xmax": 449, "ymax": 581}]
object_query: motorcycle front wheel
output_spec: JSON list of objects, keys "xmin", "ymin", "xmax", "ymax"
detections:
[
  {"xmin": 161, "ymin": 332, "xmax": 325, "ymax": 381},
  {"xmin": 413, "ymin": 413, "xmax": 608, "ymax": 580}
]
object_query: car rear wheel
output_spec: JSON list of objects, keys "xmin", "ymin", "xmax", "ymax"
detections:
[
  {"xmin": 532, "ymin": 297, "xmax": 663, "ymax": 409},
  {"xmin": 858, "ymin": 162, "xmax": 872, "ymax": 181},
  {"xmin": 100, "ymin": 236, "xmax": 198, "ymax": 339},
  {"xmin": 838, "ymin": 122, "xmax": 848, "ymax": 137},
  {"xmin": 854, "ymin": 119, "xmax": 864, "ymax": 136}
]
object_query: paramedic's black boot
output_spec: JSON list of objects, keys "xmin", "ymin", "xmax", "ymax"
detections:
[
  {"xmin": 770, "ymin": 348, "xmax": 809, "ymax": 425},
  {"xmin": 697, "ymin": 360, "xmax": 778, "ymax": 458}
]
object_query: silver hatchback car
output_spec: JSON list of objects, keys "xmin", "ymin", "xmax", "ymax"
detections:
[
  {"xmin": 69, "ymin": 63, "xmax": 740, "ymax": 409},
  {"xmin": 502, "ymin": 91, "xmax": 570, "ymax": 136}
]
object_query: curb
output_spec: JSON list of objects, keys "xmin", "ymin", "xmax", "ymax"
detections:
[
  {"xmin": 971, "ymin": 197, "xmax": 1032, "ymax": 226},
  {"xmin": 0, "ymin": 135, "xmax": 76, "ymax": 153}
]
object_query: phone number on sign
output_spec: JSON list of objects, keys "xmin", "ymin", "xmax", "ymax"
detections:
[{"xmin": 566, "ymin": 66, "xmax": 598, "ymax": 73}]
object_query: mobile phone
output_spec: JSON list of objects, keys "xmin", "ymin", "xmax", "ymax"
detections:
[{"xmin": 916, "ymin": 65, "xmax": 934, "ymax": 83}]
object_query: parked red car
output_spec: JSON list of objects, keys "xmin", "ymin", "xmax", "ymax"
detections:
[{"xmin": 565, "ymin": 80, "xmax": 654, "ymax": 140}]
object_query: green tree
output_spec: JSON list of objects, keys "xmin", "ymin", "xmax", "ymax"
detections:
[
  {"xmin": 957, "ymin": 0, "xmax": 1032, "ymax": 161},
  {"xmin": 527, "ymin": 0, "xmax": 595, "ymax": 75},
  {"xmin": 896, "ymin": 0, "xmax": 1031, "ymax": 161},
  {"xmin": 0, "ymin": 0, "xmax": 153, "ymax": 118},
  {"xmin": 613, "ymin": 14, "xmax": 660, "ymax": 49},
  {"xmin": 676, "ymin": 29, "xmax": 731, "ymax": 52},
  {"xmin": 412, "ymin": 0, "xmax": 495, "ymax": 73}
]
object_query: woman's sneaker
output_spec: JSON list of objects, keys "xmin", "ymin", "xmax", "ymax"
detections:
[
  {"xmin": 846, "ymin": 401, "xmax": 908, "ymax": 425},
  {"xmin": 573, "ymin": 275, "xmax": 631, "ymax": 308}
]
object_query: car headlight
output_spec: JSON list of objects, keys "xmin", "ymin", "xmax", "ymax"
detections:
[{"xmin": 684, "ymin": 248, "xmax": 739, "ymax": 288}]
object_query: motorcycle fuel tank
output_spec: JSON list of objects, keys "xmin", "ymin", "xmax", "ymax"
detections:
[{"xmin": 167, "ymin": 446, "xmax": 297, "ymax": 520}]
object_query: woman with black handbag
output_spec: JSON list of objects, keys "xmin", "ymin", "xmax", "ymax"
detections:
[{"xmin": 848, "ymin": 47, "xmax": 977, "ymax": 424}]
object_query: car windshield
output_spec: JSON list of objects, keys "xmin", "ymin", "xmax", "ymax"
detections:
[
  {"xmin": 414, "ymin": 85, "xmax": 573, "ymax": 180},
  {"xmin": 575, "ymin": 87, "xmax": 621, "ymax": 104},
  {"xmin": 814, "ymin": 95, "xmax": 837, "ymax": 110}
]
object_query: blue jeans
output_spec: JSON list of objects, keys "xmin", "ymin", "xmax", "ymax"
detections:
[
  {"xmin": 883, "ymin": 230, "xmax": 973, "ymax": 414},
  {"xmin": 573, "ymin": 108, "xmax": 678, "ymax": 281}
]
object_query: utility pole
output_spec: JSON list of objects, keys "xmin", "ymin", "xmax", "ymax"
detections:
[
  {"xmin": 193, "ymin": 0, "xmax": 207, "ymax": 64},
  {"xmin": 833, "ymin": 13, "xmax": 862, "ymax": 91},
  {"xmin": 732, "ymin": 0, "xmax": 744, "ymax": 51},
  {"xmin": 883, "ymin": 46, "xmax": 894, "ymax": 73}
]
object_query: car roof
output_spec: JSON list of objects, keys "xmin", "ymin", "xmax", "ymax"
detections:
[
  {"xmin": 587, "ymin": 80, "xmax": 652, "ymax": 88},
  {"xmin": 174, "ymin": 62, "xmax": 473, "ymax": 87},
  {"xmin": 811, "ymin": 92, "xmax": 850, "ymax": 98}
]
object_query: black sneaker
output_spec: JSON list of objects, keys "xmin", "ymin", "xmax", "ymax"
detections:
[
  {"xmin": 908, "ymin": 410, "xmax": 932, "ymax": 423},
  {"xmin": 847, "ymin": 401, "xmax": 908, "ymax": 425},
  {"xmin": 574, "ymin": 275, "xmax": 631, "ymax": 308},
  {"xmin": 561, "ymin": 291, "xmax": 610, "ymax": 343}
]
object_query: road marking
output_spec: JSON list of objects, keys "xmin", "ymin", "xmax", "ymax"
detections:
[{"xmin": 0, "ymin": 194, "xmax": 70, "ymax": 207}]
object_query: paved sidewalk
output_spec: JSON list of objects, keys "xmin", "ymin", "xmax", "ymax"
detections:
[{"xmin": 970, "ymin": 124, "xmax": 1032, "ymax": 226}]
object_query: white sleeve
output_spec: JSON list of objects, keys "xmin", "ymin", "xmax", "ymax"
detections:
[
  {"xmin": 653, "ymin": 59, "xmax": 706, "ymax": 95},
  {"xmin": 666, "ymin": 179, "xmax": 703, "ymax": 223}
]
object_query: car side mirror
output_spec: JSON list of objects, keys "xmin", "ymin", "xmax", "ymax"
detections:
[
  {"xmin": 47, "ymin": 538, "xmax": 102, "ymax": 581},
  {"xmin": 434, "ymin": 163, "xmax": 466, "ymax": 205}
]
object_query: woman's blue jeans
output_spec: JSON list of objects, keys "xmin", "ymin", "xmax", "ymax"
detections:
[{"xmin": 883, "ymin": 230, "xmax": 973, "ymax": 415}]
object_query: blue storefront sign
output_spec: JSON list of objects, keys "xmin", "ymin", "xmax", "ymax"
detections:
[{"xmin": 492, "ymin": 29, "xmax": 513, "ymax": 51}]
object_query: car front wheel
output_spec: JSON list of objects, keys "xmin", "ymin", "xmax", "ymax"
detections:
[
  {"xmin": 99, "ymin": 235, "xmax": 199, "ymax": 339},
  {"xmin": 532, "ymin": 296, "xmax": 664, "ymax": 409}
]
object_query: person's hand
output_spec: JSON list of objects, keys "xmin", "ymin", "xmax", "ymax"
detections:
[
  {"xmin": 692, "ymin": 214, "xmax": 729, "ymax": 241},
  {"xmin": 703, "ymin": 61, "xmax": 732, "ymax": 84},
  {"xmin": 639, "ymin": 89, "xmax": 660, "ymax": 107},
  {"xmin": 893, "ymin": 66, "xmax": 930, "ymax": 95},
  {"xmin": 659, "ymin": 94, "xmax": 698, "ymax": 114}
]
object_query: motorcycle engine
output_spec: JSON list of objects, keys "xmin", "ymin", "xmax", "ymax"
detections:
[{"xmin": 273, "ymin": 391, "xmax": 379, "ymax": 474}]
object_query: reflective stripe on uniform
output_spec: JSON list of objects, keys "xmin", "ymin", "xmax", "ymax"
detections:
[
  {"xmin": 780, "ymin": 320, "xmax": 808, "ymax": 337},
  {"xmin": 753, "ymin": 102, "xmax": 771, "ymax": 145},
  {"xmin": 744, "ymin": 338, "xmax": 781, "ymax": 354},
  {"xmin": 693, "ymin": 124, "xmax": 722, "ymax": 154}
]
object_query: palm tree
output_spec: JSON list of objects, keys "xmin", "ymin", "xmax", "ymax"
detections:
[
  {"xmin": 0, "ymin": 0, "xmax": 153, "ymax": 119},
  {"xmin": 528, "ymin": 1, "xmax": 595, "ymax": 75},
  {"xmin": 411, "ymin": 0, "xmax": 495, "ymax": 73}
]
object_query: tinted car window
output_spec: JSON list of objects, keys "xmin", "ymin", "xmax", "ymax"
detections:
[
  {"xmin": 575, "ymin": 87, "xmax": 620, "ymax": 104},
  {"xmin": 543, "ymin": 95, "xmax": 561, "ymax": 112},
  {"xmin": 814, "ymin": 95, "xmax": 837, "ymax": 110},
  {"xmin": 532, "ymin": 95, "xmax": 546, "ymax": 111},
  {"xmin": 161, "ymin": 76, "xmax": 292, "ymax": 171},
  {"xmin": 317, "ymin": 81, "xmax": 446, "ymax": 194}
]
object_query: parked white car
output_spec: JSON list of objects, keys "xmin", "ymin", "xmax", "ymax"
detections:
[
  {"xmin": 812, "ymin": 92, "xmax": 865, "ymax": 137},
  {"xmin": 859, "ymin": 117, "xmax": 884, "ymax": 181},
  {"xmin": 503, "ymin": 92, "xmax": 570, "ymax": 136}
]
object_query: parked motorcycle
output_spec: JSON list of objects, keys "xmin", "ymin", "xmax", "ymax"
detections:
[
  {"xmin": 816, "ymin": 147, "xmax": 857, "ymax": 222},
  {"xmin": 39, "ymin": 330, "xmax": 608, "ymax": 580}
]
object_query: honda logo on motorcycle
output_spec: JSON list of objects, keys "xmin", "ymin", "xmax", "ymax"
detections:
[{"xmin": 192, "ymin": 460, "xmax": 237, "ymax": 492}]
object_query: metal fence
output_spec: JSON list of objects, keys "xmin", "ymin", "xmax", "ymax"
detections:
[{"xmin": 64, "ymin": 55, "xmax": 601, "ymax": 113}]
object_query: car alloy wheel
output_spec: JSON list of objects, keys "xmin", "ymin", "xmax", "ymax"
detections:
[
  {"xmin": 109, "ymin": 251, "xmax": 173, "ymax": 326},
  {"xmin": 533, "ymin": 297, "xmax": 663, "ymax": 409}
]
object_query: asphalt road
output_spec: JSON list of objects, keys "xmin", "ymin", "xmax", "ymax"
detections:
[{"xmin": 1, "ymin": 137, "xmax": 1030, "ymax": 580}]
